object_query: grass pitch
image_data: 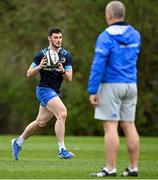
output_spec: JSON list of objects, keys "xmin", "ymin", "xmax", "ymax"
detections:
[{"xmin": 0, "ymin": 135, "xmax": 158, "ymax": 179}]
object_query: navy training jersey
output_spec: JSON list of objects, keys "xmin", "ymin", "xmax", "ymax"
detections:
[{"xmin": 31, "ymin": 47, "xmax": 73, "ymax": 93}]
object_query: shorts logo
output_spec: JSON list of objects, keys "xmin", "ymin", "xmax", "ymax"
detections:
[{"xmin": 112, "ymin": 113, "xmax": 117, "ymax": 118}]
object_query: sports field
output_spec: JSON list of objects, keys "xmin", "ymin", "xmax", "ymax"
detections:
[{"xmin": 0, "ymin": 136, "xmax": 158, "ymax": 179}]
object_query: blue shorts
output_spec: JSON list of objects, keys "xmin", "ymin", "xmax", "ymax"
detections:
[{"xmin": 36, "ymin": 86, "xmax": 59, "ymax": 107}]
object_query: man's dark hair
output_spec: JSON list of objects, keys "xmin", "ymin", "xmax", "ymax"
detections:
[{"xmin": 48, "ymin": 27, "xmax": 62, "ymax": 36}]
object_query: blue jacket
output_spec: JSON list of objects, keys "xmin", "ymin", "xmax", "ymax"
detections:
[{"xmin": 88, "ymin": 22, "xmax": 141, "ymax": 94}]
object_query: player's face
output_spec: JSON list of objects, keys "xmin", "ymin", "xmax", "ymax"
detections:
[{"xmin": 49, "ymin": 33, "xmax": 62, "ymax": 49}]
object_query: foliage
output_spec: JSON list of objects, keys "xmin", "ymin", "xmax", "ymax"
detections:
[{"xmin": 0, "ymin": 0, "xmax": 158, "ymax": 135}]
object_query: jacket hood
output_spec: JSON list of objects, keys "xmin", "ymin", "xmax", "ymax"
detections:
[{"xmin": 105, "ymin": 25, "xmax": 139, "ymax": 45}]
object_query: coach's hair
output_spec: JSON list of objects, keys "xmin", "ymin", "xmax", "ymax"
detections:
[
  {"xmin": 48, "ymin": 27, "xmax": 62, "ymax": 36},
  {"xmin": 106, "ymin": 1, "xmax": 125, "ymax": 19}
]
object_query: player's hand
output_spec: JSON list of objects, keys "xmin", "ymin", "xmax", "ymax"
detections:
[
  {"xmin": 38, "ymin": 57, "xmax": 47, "ymax": 69},
  {"xmin": 56, "ymin": 63, "xmax": 65, "ymax": 74},
  {"xmin": 89, "ymin": 94, "xmax": 99, "ymax": 107}
]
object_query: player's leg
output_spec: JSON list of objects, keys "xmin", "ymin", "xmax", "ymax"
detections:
[
  {"xmin": 46, "ymin": 96, "xmax": 74, "ymax": 159},
  {"xmin": 91, "ymin": 121, "xmax": 118, "ymax": 177},
  {"xmin": 120, "ymin": 122, "xmax": 139, "ymax": 176},
  {"xmin": 120, "ymin": 84, "xmax": 139, "ymax": 176},
  {"xmin": 11, "ymin": 105, "xmax": 53, "ymax": 160},
  {"xmin": 46, "ymin": 97, "xmax": 66, "ymax": 142},
  {"xmin": 103, "ymin": 121, "xmax": 119, "ymax": 170},
  {"xmin": 98, "ymin": 84, "xmax": 120, "ymax": 172},
  {"xmin": 21, "ymin": 105, "xmax": 53, "ymax": 139},
  {"xmin": 91, "ymin": 84, "xmax": 120, "ymax": 176}
]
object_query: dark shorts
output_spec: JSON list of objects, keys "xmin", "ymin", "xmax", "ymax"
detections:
[{"xmin": 36, "ymin": 86, "xmax": 59, "ymax": 107}]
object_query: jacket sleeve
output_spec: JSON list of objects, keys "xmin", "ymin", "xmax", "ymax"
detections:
[{"xmin": 88, "ymin": 33, "xmax": 111, "ymax": 94}]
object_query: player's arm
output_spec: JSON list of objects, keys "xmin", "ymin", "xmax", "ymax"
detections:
[
  {"xmin": 62, "ymin": 68, "xmax": 73, "ymax": 82},
  {"xmin": 57, "ymin": 63, "xmax": 73, "ymax": 82},
  {"xmin": 27, "ymin": 57, "xmax": 47, "ymax": 78}
]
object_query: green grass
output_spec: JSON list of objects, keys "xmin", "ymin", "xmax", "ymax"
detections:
[{"xmin": 0, "ymin": 136, "xmax": 158, "ymax": 179}]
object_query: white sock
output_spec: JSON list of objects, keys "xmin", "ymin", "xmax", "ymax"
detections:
[
  {"xmin": 16, "ymin": 136, "xmax": 24, "ymax": 147},
  {"xmin": 129, "ymin": 166, "xmax": 138, "ymax": 172},
  {"xmin": 103, "ymin": 167, "xmax": 117, "ymax": 173},
  {"xmin": 58, "ymin": 142, "xmax": 66, "ymax": 151}
]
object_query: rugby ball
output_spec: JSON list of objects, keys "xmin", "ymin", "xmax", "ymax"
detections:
[{"xmin": 46, "ymin": 49, "xmax": 59, "ymax": 68}]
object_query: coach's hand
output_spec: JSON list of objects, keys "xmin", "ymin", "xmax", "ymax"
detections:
[{"xmin": 89, "ymin": 94, "xmax": 99, "ymax": 107}]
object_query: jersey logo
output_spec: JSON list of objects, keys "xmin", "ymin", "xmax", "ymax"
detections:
[{"xmin": 60, "ymin": 57, "xmax": 66, "ymax": 63}]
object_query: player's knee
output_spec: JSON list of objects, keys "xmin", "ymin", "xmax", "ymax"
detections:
[
  {"xmin": 127, "ymin": 140, "xmax": 139, "ymax": 152},
  {"xmin": 36, "ymin": 120, "xmax": 47, "ymax": 128},
  {"xmin": 58, "ymin": 110, "xmax": 67, "ymax": 121}
]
